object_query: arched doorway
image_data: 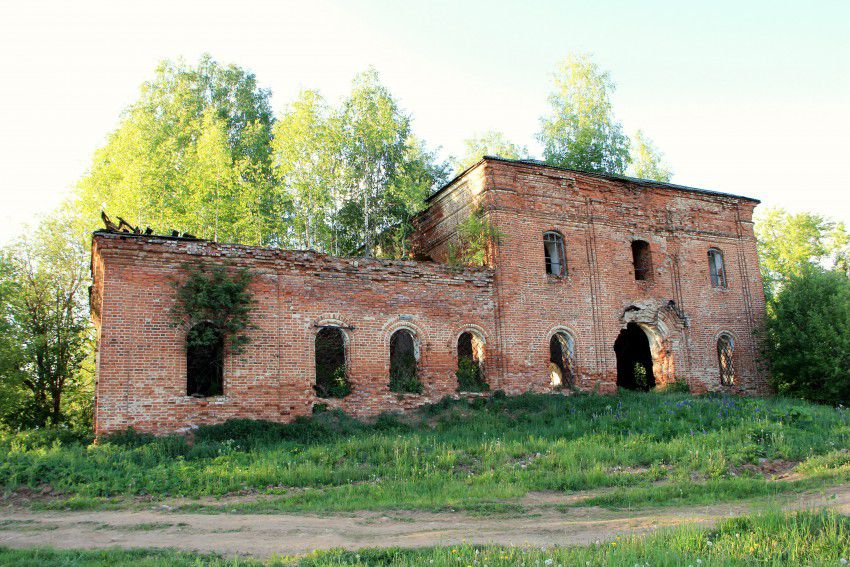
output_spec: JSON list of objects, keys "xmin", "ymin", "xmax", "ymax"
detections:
[{"xmin": 614, "ymin": 322, "xmax": 655, "ymax": 391}]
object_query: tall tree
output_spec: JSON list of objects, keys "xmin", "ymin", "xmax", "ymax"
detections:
[
  {"xmin": 271, "ymin": 90, "xmax": 341, "ymax": 252},
  {"xmin": 755, "ymin": 208, "xmax": 849, "ymax": 298},
  {"xmin": 453, "ymin": 130, "xmax": 529, "ymax": 172},
  {"xmin": 0, "ymin": 253, "xmax": 27, "ymax": 426},
  {"xmin": 1, "ymin": 214, "xmax": 93, "ymax": 427},
  {"xmin": 339, "ymin": 68, "xmax": 410, "ymax": 256},
  {"xmin": 537, "ymin": 53, "xmax": 631, "ymax": 175},
  {"xmin": 630, "ymin": 130, "xmax": 672, "ymax": 182},
  {"xmin": 189, "ymin": 108, "xmax": 242, "ymax": 242},
  {"xmin": 333, "ymin": 68, "xmax": 448, "ymax": 257},
  {"xmin": 74, "ymin": 54, "xmax": 276, "ymax": 244},
  {"xmin": 763, "ymin": 267, "xmax": 850, "ymax": 404}
]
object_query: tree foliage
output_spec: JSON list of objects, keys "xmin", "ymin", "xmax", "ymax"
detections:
[
  {"xmin": 75, "ymin": 58, "xmax": 447, "ymax": 258},
  {"xmin": 453, "ymin": 130, "xmax": 528, "ymax": 172},
  {"xmin": 755, "ymin": 208, "xmax": 849, "ymax": 299},
  {"xmin": 0, "ymin": 215, "xmax": 93, "ymax": 428},
  {"xmin": 630, "ymin": 130, "xmax": 672, "ymax": 182},
  {"xmin": 75, "ymin": 54, "xmax": 277, "ymax": 245},
  {"xmin": 538, "ymin": 53, "xmax": 631, "ymax": 175},
  {"xmin": 271, "ymin": 90, "xmax": 340, "ymax": 252},
  {"xmin": 273, "ymin": 69, "xmax": 449, "ymax": 257},
  {"xmin": 763, "ymin": 268, "xmax": 850, "ymax": 404}
]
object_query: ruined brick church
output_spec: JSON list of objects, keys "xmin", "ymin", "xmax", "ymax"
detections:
[{"xmin": 90, "ymin": 157, "xmax": 767, "ymax": 435}]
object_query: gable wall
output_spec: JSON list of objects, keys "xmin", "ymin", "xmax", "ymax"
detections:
[{"xmin": 478, "ymin": 160, "xmax": 766, "ymax": 395}]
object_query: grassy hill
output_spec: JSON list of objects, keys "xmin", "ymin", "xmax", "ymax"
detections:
[{"xmin": 2, "ymin": 391, "xmax": 848, "ymax": 514}]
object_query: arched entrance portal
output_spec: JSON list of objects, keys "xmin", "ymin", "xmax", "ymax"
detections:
[{"xmin": 614, "ymin": 322, "xmax": 655, "ymax": 391}]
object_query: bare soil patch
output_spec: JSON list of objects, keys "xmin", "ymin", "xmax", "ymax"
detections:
[{"xmin": 1, "ymin": 485, "xmax": 848, "ymax": 558}]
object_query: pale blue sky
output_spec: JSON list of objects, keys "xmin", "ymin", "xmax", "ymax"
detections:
[{"xmin": 1, "ymin": 0, "xmax": 848, "ymax": 243}]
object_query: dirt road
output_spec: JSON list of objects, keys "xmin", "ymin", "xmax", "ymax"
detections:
[{"xmin": 1, "ymin": 486, "xmax": 849, "ymax": 558}]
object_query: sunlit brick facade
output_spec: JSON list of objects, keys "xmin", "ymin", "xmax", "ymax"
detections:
[{"xmin": 91, "ymin": 157, "xmax": 766, "ymax": 435}]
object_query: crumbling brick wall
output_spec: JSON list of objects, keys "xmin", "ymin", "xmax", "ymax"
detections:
[{"xmin": 91, "ymin": 235, "xmax": 496, "ymax": 435}]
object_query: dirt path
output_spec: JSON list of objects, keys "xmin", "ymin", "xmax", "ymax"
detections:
[{"xmin": 2, "ymin": 486, "xmax": 849, "ymax": 558}]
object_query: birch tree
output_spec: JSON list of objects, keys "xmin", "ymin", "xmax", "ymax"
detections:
[
  {"xmin": 538, "ymin": 53, "xmax": 631, "ymax": 174},
  {"xmin": 630, "ymin": 130, "xmax": 672, "ymax": 182}
]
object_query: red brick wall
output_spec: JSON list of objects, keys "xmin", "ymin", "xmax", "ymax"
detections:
[
  {"xmin": 91, "ymin": 235, "xmax": 496, "ymax": 435},
  {"xmin": 415, "ymin": 158, "xmax": 767, "ymax": 397},
  {"xmin": 92, "ymin": 158, "xmax": 768, "ymax": 435}
]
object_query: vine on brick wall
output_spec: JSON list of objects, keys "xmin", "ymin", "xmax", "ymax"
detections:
[
  {"xmin": 171, "ymin": 264, "xmax": 256, "ymax": 353},
  {"xmin": 447, "ymin": 208, "xmax": 505, "ymax": 267}
]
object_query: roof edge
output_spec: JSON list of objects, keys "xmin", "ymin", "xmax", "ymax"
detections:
[{"xmin": 427, "ymin": 156, "xmax": 760, "ymax": 205}]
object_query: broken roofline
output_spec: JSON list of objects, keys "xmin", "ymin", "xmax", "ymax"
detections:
[
  {"xmin": 90, "ymin": 230, "xmax": 494, "ymax": 277},
  {"xmin": 426, "ymin": 156, "xmax": 761, "ymax": 205}
]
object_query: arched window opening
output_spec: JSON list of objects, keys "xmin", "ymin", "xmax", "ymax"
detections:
[
  {"xmin": 718, "ymin": 333, "xmax": 735, "ymax": 386},
  {"xmin": 631, "ymin": 240, "xmax": 652, "ymax": 281},
  {"xmin": 544, "ymin": 231, "xmax": 567, "ymax": 277},
  {"xmin": 549, "ymin": 332, "xmax": 575, "ymax": 389},
  {"xmin": 389, "ymin": 329, "xmax": 422, "ymax": 394},
  {"xmin": 187, "ymin": 322, "xmax": 224, "ymax": 397},
  {"xmin": 315, "ymin": 327, "xmax": 351, "ymax": 398},
  {"xmin": 457, "ymin": 331, "xmax": 487, "ymax": 392},
  {"xmin": 708, "ymin": 248, "xmax": 727, "ymax": 288}
]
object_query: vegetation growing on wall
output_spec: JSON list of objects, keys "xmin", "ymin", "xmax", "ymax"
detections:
[
  {"xmin": 171, "ymin": 265, "xmax": 255, "ymax": 353},
  {"xmin": 447, "ymin": 208, "xmax": 504, "ymax": 267}
]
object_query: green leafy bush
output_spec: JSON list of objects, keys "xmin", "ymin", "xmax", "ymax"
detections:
[
  {"xmin": 763, "ymin": 268, "xmax": 850, "ymax": 404},
  {"xmin": 389, "ymin": 353, "xmax": 422, "ymax": 394},
  {"xmin": 456, "ymin": 357, "xmax": 488, "ymax": 392},
  {"xmin": 0, "ymin": 427, "xmax": 93, "ymax": 451},
  {"xmin": 315, "ymin": 365, "xmax": 351, "ymax": 399}
]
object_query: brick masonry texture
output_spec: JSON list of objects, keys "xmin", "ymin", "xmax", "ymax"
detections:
[{"xmin": 91, "ymin": 158, "xmax": 767, "ymax": 435}]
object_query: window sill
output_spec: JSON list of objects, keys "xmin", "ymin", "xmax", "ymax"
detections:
[{"xmin": 186, "ymin": 395, "xmax": 228, "ymax": 404}]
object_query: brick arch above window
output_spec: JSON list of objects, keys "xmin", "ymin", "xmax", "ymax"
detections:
[
  {"xmin": 451, "ymin": 324, "xmax": 488, "ymax": 347},
  {"xmin": 381, "ymin": 317, "xmax": 428, "ymax": 360}
]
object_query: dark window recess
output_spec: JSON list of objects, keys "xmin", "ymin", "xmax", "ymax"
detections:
[
  {"xmin": 549, "ymin": 332, "xmax": 575, "ymax": 389},
  {"xmin": 718, "ymin": 334, "xmax": 735, "ymax": 386},
  {"xmin": 544, "ymin": 231, "xmax": 567, "ymax": 276},
  {"xmin": 708, "ymin": 248, "xmax": 727, "ymax": 288},
  {"xmin": 457, "ymin": 331, "xmax": 487, "ymax": 392},
  {"xmin": 389, "ymin": 329, "xmax": 422, "ymax": 394},
  {"xmin": 614, "ymin": 322, "xmax": 655, "ymax": 391},
  {"xmin": 315, "ymin": 327, "xmax": 350, "ymax": 398},
  {"xmin": 631, "ymin": 240, "xmax": 652, "ymax": 281},
  {"xmin": 186, "ymin": 322, "xmax": 224, "ymax": 397}
]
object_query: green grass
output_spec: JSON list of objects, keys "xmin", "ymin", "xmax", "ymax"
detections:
[
  {"xmin": 0, "ymin": 509, "xmax": 848, "ymax": 565},
  {"xmin": 1, "ymin": 392, "xmax": 849, "ymax": 513}
]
